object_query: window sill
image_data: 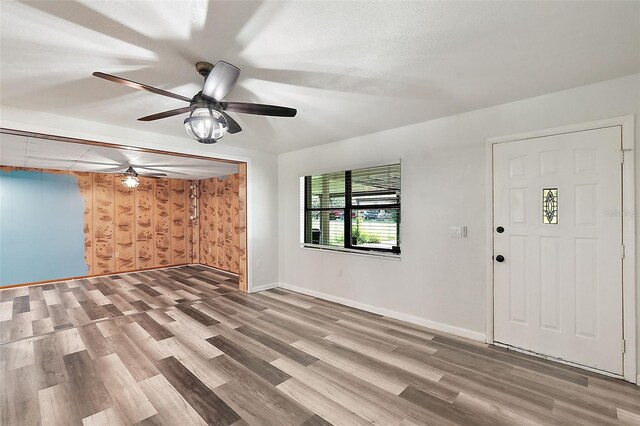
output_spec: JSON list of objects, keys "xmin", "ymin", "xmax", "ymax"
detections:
[{"xmin": 301, "ymin": 244, "xmax": 401, "ymax": 260}]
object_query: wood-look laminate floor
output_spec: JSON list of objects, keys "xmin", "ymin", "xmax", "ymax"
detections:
[{"xmin": 1, "ymin": 266, "xmax": 639, "ymax": 425}]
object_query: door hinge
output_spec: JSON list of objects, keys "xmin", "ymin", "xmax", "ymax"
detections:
[
  {"xmin": 622, "ymin": 339, "xmax": 626, "ymax": 354},
  {"xmin": 621, "ymin": 150, "xmax": 625, "ymax": 164},
  {"xmin": 621, "ymin": 244, "xmax": 625, "ymax": 259}
]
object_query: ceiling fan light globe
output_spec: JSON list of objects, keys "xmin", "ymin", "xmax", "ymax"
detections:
[
  {"xmin": 121, "ymin": 175, "xmax": 140, "ymax": 189},
  {"xmin": 184, "ymin": 107, "xmax": 228, "ymax": 143}
]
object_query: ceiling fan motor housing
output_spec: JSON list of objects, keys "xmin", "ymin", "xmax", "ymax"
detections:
[
  {"xmin": 195, "ymin": 61, "xmax": 215, "ymax": 78},
  {"xmin": 124, "ymin": 166, "xmax": 138, "ymax": 177}
]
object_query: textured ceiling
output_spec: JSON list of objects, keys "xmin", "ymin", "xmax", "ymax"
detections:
[
  {"xmin": 1, "ymin": 1, "xmax": 639, "ymax": 154},
  {"xmin": 0, "ymin": 133, "xmax": 239, "ymax": 179}
]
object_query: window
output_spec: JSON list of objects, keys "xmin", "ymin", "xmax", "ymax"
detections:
[{"xmin": 303, "ymin": 163, "xmax": 401, "ymax": 254}]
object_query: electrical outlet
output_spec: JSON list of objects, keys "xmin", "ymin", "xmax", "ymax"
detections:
[{"xmin": 337, "ymin": 269, "xmax": 342, "ymax": 277}]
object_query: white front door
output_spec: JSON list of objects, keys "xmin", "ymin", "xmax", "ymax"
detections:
[{"xmin": 493, "ymin": 126, "xmax": 623, "ymax": 375}]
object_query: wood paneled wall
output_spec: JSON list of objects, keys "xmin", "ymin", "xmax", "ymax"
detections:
[
  {"xmin": 2, "ymin": 165, "xmax": 246, "ymax": 291},
  {"xmin": 135, "ymin": 176, "xmax": 154, "ymax": 270},
  {"xmin": 79, "ymin": 173, "xmax": 192, "ymax": 274},
  {"xmin": 115, "ymin": 176, "xmax": 135, "ymax": 271},
  {"xmin": 170, "ymin": 179, "xmax": 189, "ymax": 267},
  {"xmin": 1, "ymin": 166, "xmax": 192, "ymax": 276},
  {"xmin": 199, "ymin": 173, "xmax": 242, "ymax": 275},
  {"xmin": 78, "ymin": 172, "xmax": 192, "ymax": 275},
  {"xmin": 93, "ymin": 173, "xmax": 116, "ymax": 274}
]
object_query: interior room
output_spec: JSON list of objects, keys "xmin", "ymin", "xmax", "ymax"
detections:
[
  {"xmin": 0, "ymin": 132, "xmax": 246, "ymax": 288},
  {"xmin": 1, "ymin": 1, "xmax": 639, "ymax": 425}
]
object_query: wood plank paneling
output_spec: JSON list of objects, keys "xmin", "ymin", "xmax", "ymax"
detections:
[
  {"xmin": 93, "ymin": 174, "xmax": 115, "ymax": 274},
  {"xmin": 71, "ymin": 172, "xmax": 94, "ymax": 275},
  {"xmin": 199, "ymin": 173, "xmax": 241, "ymax": 276},
  {"xmin": 188, "ymin": 181, "xmax": 200, "ymax": 265},
  {"xmin": 136, "ymin": 177, "xmax": 154, "ymax": 270},
  {"xmin": 154, "ymin": 179, "xmax": 171, "ymax": 268},
  {"xmin": 199, "ymin": 177, "xmax": 211, "ymax": 266},
  {"xmin": 231, "ymin": 174, "xmax": 240, "ymax": 274},
  {"xmin": 115, "ymin": 183, "xmax": 135, "ymax": 272},
  {"xmin": 170, "ymin": 180, "xmax": 187, "ymax": 265},
  {"xmin": 40, "ymin": 168, "xmax": 68, "ymax": 175},
  {"xmin": 238, "ymin": 164, "xmax": 247, "ymax": 292},
  {"xmin": 223, "ymin": 177, "xmax": 234, "ymax": 270},
  {"xmin": 214, "ymin": 178, "xmax": 224, "ymax": 267}
]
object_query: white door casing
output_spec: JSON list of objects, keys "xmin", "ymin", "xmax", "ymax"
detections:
[{"xmin": 493, "ymin": 126, "xmax": 623, "ymax": 375}]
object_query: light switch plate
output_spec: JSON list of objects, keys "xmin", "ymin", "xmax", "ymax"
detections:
[{"xmin": 450, "ymin": 226, "xmax": 468, "ymax": 238}]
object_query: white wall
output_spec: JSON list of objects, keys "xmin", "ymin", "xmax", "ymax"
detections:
[
  {"xmin": 278, "ymin": 74, "xmax": 640, "ymax": 363},
  {"xmin": 0, "ymin": 106, "xmax": 279, "ymax": 290}
]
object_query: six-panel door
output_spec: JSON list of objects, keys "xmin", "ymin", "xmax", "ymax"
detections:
[{"xmin": 493, "ymin": 126, "xmax": 623, "ymax": 375}]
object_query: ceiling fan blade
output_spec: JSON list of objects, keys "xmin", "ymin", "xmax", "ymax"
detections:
[
  {"xmin": 138, "ymin": 173, "xmax": 167, "ymax": 177},
  {"xmin": 138, "ymin": 107, "xmax": 192, "ymax": 121},
  {"xmin": 202, "ymin": 61, "xmax": 240, "ymax": 101},
  {"xmin": 29, "ymin": 156, "xmax": 116, "ymax": 167},
  {"xmin": 220, "ymin": 111, "xmax": 242, "ymax": 134},
  {"xmin": 100, "ymin": 166, "xmax": 128, "ymax": 173},
  {"xmin": 131, "ymin": 165, "xmax": 186, "ymax": 176},
  {"xmin": 222, "ymin": 102, "xmax": 297, "ymax": 117},
  {"xmin": 93, "ymin": 72, "xmax": 192, "ymax": 102}
]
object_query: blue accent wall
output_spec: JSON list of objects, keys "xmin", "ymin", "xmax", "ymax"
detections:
[{"xmin": 0, "ymin": 169, "xmax": 88, "ymax": 286}]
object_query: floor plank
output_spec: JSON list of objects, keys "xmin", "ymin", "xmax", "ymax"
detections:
[
  {"xmin": 156, "ymin": 356, "xmax": 241, "ymax": 426},
  {"xmin": 139, "ymin": 374, "xmax": 208, "ymax": 426}
]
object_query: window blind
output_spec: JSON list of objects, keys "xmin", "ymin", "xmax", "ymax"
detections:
[{"xmin": 303, "ymin": 163, "xmax": 401, "ymax": 254}]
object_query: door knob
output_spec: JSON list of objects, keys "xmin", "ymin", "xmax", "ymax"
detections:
[
  {"xmin": 495, "ymin": 255, "xmax": 505, "ymax": 263},
  {"xmin": 496, "ymin": 226, "xmax": 504, "ymax": 233}
]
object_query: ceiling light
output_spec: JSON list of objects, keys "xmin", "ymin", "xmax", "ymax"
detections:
[
  {"xmin": 122, "ymin": 175, "xmax": 139, "ymax": 189},
  {"xmin": 121, "ymin": 167, "xmax": 140, "ymax": 189},
  {"xmin": 184, "ymin": 107, "xmax": 228, "ymax": 144}
]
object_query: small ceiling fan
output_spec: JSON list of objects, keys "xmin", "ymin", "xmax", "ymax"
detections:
[
  {"xmin": 32, "ymin": 155, "xmax": 168, "ymax": 187},
  {"xmin": 93, "ymin": 61, "xmax": 297, "ymax": 144},
  {"xmin": 29, "ymin": 156, "xmax": 170, "ymax": 178}
]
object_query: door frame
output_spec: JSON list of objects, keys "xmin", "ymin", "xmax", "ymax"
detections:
[{"xmin": 484, "ymin": 115, "xmax": 636, "ymax": 383}]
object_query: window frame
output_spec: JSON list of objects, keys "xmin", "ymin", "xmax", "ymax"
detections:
[{"xmin": 303, "ymin": 166, "xmax": 401, "ymax": 255}]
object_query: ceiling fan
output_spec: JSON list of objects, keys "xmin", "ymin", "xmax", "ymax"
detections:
[
  {"xmin": 93, "ymin": 61, "xmax": 297, "ymax": 144},
  {"xmin": 29, "ymin": 155, "xmax": 170, "ymax": 178},
  {"xmin": 32, "ymin": 155, "xmax": 167, "ymax": 187}
]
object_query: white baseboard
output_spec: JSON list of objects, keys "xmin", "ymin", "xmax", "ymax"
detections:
[
  {"xmin": 250, "ymin": 282, "xmax": 279, "ymax": 293},
  {"xmin": 278, "ymin": 282, "xmax": 486, "ymax": 342}
]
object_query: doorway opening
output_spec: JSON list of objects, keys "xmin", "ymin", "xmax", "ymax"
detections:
[{"xmin": 0, "ymin": 128, "xmax": 248, "ymax": 292}]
